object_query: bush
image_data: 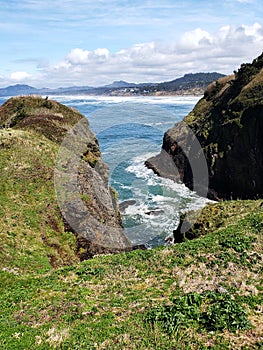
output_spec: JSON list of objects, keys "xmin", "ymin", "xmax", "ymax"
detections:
[
  {"xmin": 202, "ymin": 291, "xmax": 251, "ymax": 332},
  {"xmin": 145, "ymin": 291, "xmax": 251, "ymax": 334}
]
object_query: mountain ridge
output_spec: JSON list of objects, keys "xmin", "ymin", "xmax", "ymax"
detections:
[{"xmin": 0, "ymin": 72, "xmax": 225, "ymax": 96}]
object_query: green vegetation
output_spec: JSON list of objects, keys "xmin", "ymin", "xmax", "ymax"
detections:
[
  {"xmin": 185, "ymin": 53, "xmax": 263, "ymax": 139},
  {"xmin": 0, "ymin": 95, "xmax": 84, "ymax": 144},
  {"xmin": 0, "ymin": 199, "xmax": 262, "ymax": 349},
  {"xmin": 175, "ymin": 199, "xmax": 263, "ymax": 241},
  {"xmin": 145, "ymin": 290, "xmax": 251, "ymax": 334},
  {"xmin": 0, "ymin": 95, "xmax": 262, "ymax": 349},
  {"xmin": 0, "ymin": 96, "xmax": 100, "ymax": 273},
  {"xmin": 0, "ymin": 128, "xmax": 79, "ymax": 273}
]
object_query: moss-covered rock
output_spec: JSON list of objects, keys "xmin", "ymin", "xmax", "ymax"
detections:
[
  {"xmin": 146, "ymin": 52, "xmax": 263, "ymax": 200},
  {"xmin": 173, "ymin": 199, "xmax": 263, "ymax": 242},
  {"xmin": 0, "ymin": 96, "xmax": 131, "ymax": 273}
]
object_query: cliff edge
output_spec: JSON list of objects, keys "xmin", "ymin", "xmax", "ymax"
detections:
[
  {"xmin": 0, "ymin": 96, "xmax": 131, "ymax": 273},
  {"xmin": 146, "ymin": 52, "xmax": 263, "ymax": 200}
]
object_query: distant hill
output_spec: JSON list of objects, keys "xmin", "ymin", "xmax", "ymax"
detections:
[
  {"xmin": 0, "ymin": 72, "xmax": 225, "ymax": 97},
  {"xmin": 104, "ymin": 80, "xmax": 137, "ymax": 88},
  {"xmin": 0, "ymin": 84, "xmax": 38, "ymax": 96},
  {"xmin": 156, "ymin": 72, "xmax": 226, "ymax": 92}
]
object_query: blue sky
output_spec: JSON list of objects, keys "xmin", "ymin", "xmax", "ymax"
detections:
[{"xmin": 0, "ymin": 0, "xmax": 262, "ymax": 87}]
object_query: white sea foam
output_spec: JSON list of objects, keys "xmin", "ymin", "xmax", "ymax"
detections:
[
  {"xmin": 125, "ymin": 152, "xmax": 159, "ymax": 178},
  {"xmin": 49, "ymin": 94, "xmax": 207, "ymax": 247},
  {"xmin": 53, "ymin": 94, "xmax": 200, "ymax": 106},
  {"xmin": 119, "ymin": 152, "xmax": 210, "ymax": 246}
]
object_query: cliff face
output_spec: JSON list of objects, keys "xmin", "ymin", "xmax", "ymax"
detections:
[
  {"xmin": 0, "ymin": 96, "xmax": 130, "ymax": 272},
  {"xmin": 146, "ymin": 53, "xmax": 263, "ymax": 200}
]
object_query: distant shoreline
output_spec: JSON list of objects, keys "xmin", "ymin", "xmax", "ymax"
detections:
[
  {"xmin": 101, "ymin": 88, "xmax": 204, "ymax": 97},
  {"xmin": 0, "ymin": 72, "xmax": 224, "ymax": 98},
  {"xmin": 0, "ymin": 93, "xmax": 203, "ymax": 101}
]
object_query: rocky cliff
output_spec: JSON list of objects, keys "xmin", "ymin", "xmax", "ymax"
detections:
[
  {"xmin": 0, "ymin": 96, "xmax": 131, "ymax": 272},
  {"xmin": 1, "ymin": 100, "xmax": 262, "ymax": 350},
  {"xmin": 146, "ymin": 52, "xmax": 263, "ymax": 200}
]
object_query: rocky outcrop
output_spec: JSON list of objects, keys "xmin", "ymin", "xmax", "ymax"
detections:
[
  {"xmin": 54, "ymin": 118, "xmax": 132, "ymax": 256},
  {"xmin": 0, "ymin": 96, "xmax": 131, "ymax": 268},
  {"xmin": 146, "ymin": 52, "xmax": 263, "ymax": 200}
]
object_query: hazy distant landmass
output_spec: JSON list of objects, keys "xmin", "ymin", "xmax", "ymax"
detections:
[{"xmin": 0, "ymin": 72, "xmax": 225, "ymax": 97}]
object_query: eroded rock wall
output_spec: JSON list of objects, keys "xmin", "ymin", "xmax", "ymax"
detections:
[
  {"xmin": 0, "ymin": 96, "xmax": 131, "ymax": 267},
  {"xmin": 146, "ymin": 53, "xmax": 263, "ymax": 200}
]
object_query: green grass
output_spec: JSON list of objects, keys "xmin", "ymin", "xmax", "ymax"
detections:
[
  {"xmin": 0, "ymin": 96, "xmax": 262, "ymax": 349},
  {"xmin": 0, "ymin": 202, "xmax": 262, "ymax": 349},
  {"xmin": 0, "ymin": 129, "xmax": 79, "ymax": 273},
  {"xmin": 145, "ymin": 290, "xmax": 251, "ymax": 335}
]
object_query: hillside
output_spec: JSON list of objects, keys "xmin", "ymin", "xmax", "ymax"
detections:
[
  {"xmin": 156, "ymin": 72, "xmax": 225, "ymax": 92},
  {"xmin": 146, "ymin": 52, "xmax": 263, "ymax": 200},
  {"xmin": 0, "ymin": 94, "xmax": 262, "ymax": 349},
  {"xmin": 0, "ymin": 200, "xmax": 262, "ymax": 349},
  {"xmin": 0, "ymin": 96, "xmax": 130, "ymax": 273}
]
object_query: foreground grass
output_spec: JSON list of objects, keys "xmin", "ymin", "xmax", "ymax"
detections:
[{"xmin": 0, "ymin": 201, "xmax": 262, "ymax": 349}]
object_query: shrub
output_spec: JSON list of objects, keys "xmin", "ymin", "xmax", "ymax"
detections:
[{"xmin": 145, "ymin": 291, "xmax": 251, "ymax": 334}]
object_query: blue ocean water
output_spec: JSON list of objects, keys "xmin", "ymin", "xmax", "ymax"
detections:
[{"xmin": 0, "ymin": 95, "xmax": 209, "ymax": 247}]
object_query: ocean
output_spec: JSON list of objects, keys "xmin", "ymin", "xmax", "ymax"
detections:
[{"xmin": 0, "ymin": 95, "xmax": 210, "ymax": 247}]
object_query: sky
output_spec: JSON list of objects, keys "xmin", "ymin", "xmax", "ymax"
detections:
[{"xmin": 0, "ymin": 0, "xmax": 262, "ymax": 88}]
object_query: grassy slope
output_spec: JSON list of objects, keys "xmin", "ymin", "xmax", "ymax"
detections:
[
  {"xmin": 184, "ymin": 54, "xmax": 263, "ymax": 140},
  {"xmin": 0, "ymin": 128, "xmax": 79, "ymax": 273},
  {"xmin": 0, "ymin": 96, "xmax": 84, "ymax": 144},
  {"xmin": 0, "ymin": 95, "xmax": 104, "ymax": 273},
  {"xmin": 0, "ymin": 200, "xmax": 262, "ymax": 349},
  {"xmin": 0, "ymin": 96, "xmax": 262, "ymax": 349}
]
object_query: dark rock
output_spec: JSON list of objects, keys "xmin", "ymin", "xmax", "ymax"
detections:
[
  {"xmin": 145, "ymin": 209, "xmax": 165, "ymax": 216},
  {"xmin": 146, "ymin": 52, "xmax": 263, "ymax": 200},
  {"xmin": 0, "ymin": 96, "xmax": 131, "ymax": 260},
  {"xmin": 77, "ymin": 238, "xmax": 147, "ymax": 260},
  {"xmin": 131, "ymin": 244, "xmax": 148, "ymax": 251},
  {"xmin": 172, "ymin": 214, "xmax": 190, "ymax": 243},
  {"xmin": 119, "ymin": 200, "xmax": 137, "ymax": 212}
]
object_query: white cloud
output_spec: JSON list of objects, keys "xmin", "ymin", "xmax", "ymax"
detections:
[
  {"xmin": 67, "ymin": 48, "xmax": 90, "ymax": 65},
  {"xmin": 3, "ymin": 23, "xmax": 263, "ymax": 88},
  {"xmin": 66, "ymin": 47, "xmax": 110, "ymax": 66},
  {"xmin": 243, "ymin": 22, "xmax": 262, "ymax": 37},
  {"xmin": 177, "ymin": 28, "xmax": 213, "ymax": 52},
  {"xmin": 93, "ymin": 48, "xmax": 110, "ymax": 59},
  {"xmin": 10, "ymin": 71, "xmax": 32, "ymax": 81}
]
